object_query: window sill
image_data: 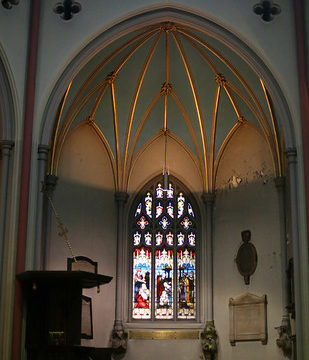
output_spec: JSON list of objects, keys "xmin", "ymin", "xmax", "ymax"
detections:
[{"xmin": 124, "ymin": 321, "xmax": 204, "ymax": 330}]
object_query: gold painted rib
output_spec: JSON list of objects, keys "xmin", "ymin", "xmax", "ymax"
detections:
[
  {"xmin": 61, "ymin": 27, "xmax": 161, "ymax": 133},
  {"xmin": 170, "ymin": 91, "xmax": 204, "ymax": 188},
  {"xmin": 58, "ymin": 29, "xmax": 160, "ymax": 152},
  {"xmin": 179, "ymin": 32, "xmax": 218, "ymax": 74},
  {"xmin": 213, "ymin": 121, "xmax": 242, "ymax": 187},
  {"xmin": 223, "ymin": 85, "xmax": 241, "ymax": 119},
  {"xmin": 165, "ymin": 31, "xmax": 170, "ymax": 85},
  {"xmin": 177, "ymin": 28, "xmax": 272, "ymax": 137},
  {"xmin": 50, "ymin": 81, "xmax": 72, "ymax": 174},
  {"xmin": 209, "ymin": 85, "xmax": 221, "ymax": 191},
  {"xmin": 172, "ymin": 33, "xmax": 209, "ymax": 192},
  {"xmin": 111, "ymin": 82, "xmax": 121, "ymax": 191},
  {"xmin": 55, "ymin": 30, "xmax": 161, "ymax": 177},
  {"xmin": 163, "ymin": 31, "xmax": 170, "ymax": 132},
  {"xmin": 125, "ymin": 91, "xmax": 162, "ymax": 190},
  {"xmin": 164, "ymin": 95, "xmax": 168, "ymax": 132},
  {"xmin": 88, "ymin": 122, "xmax": 117, "ymax": 190},
  {"xmin": 127, "ymin": 131, "xmax": 203, "ymax": 193},
  {"xmin": 54, "ymin": 86, "xmax": 103, "ymax": 175},
  {"xmin": 260, "ymin": 79, "xmax": 282, "ymax": 176},
  {"xmin": 225, "ymin": 81, "xmax": 278, "ymax": 173},
  {"xmin": 113, "ymin": 29, "xmax": 160, "ymax": 77},
  {"xmin": 225, "ymin": 82, "xmax": 263, "ymax": 127},
  {"xmin": 88, "ymin": 82, "xmax": 109, "ymax": 121},
  {"xmin": 122, "ymin": 33, "xmax": 162, "ymax": 190}
]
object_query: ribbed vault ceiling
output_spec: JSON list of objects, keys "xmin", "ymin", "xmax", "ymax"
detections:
[{"xmin": 50, "ymin": 22, "xmax": 282, "ymax": 192}]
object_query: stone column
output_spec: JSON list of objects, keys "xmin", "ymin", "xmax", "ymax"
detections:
[
  {"xmin": 33, "ymin": 145, "xmax": 50, "ymax": 270},
  {"xmin": 202, "ymin": 192, "xmax": 215, "ymax": 323},
  {"xmin": 201, "ymin": 192, "xmax": 218, "ymax": 360},
  {"xmin": 112, "ymin": 191, "xmax": 129, "ymax": 353},
  {"xmin": 275, "ymin": 176, "xmax": 294, "ymax": 357},
  {"xmin": 0, "ymin": 140, "xmax": 14, "ymax": 279},
  {"xmin": 274, "ymin": 177, "xmax": 290, "ymax": 327},
  {"xmin": 285, "ymin": 148, "xmax": 302, "ymax": 359},
  {"xmin": 42, "ymin": 174, "xmax": 58, "ymax": 269}
]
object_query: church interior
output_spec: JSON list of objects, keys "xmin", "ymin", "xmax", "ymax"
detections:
[{"xmin": 0, "ymin": 1, "xmax": 308, "ymax": 360}]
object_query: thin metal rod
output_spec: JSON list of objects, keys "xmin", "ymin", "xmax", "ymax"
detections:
[{"xmin": 42, "ymin": 184, "xmax": 79, "ymax": 268}]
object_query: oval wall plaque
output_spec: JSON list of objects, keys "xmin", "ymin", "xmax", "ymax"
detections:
[{"xmin": 236, "ymin": 230, "xmax": 257, "ymax": 284}]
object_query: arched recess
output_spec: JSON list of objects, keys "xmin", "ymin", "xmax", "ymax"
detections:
[
  {"xmin": 0, "ymin": 49, "xmax": 16, "ymax": 359},
  {"xmin": 0, "ymin": 52, "xmax": 16, "ymax": 271},
  {"xmin": 0, "ymin": 54, "xmax": 16, "ymax": 141},
  {"xmin": 36, "ymin": 5, "xmax": 309, "ymax": 358},
  {"xmin": 128, "ymin": 174, "xmax": 201, "ymax": 322},
  {"xmin": 40, "ymin": 7, "xmax": 295, "ymax": 149}
]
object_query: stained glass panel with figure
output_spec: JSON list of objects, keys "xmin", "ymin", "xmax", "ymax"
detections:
[
  {"xmin": 132, "ymin": 247, "xmax": 151, "ymax": 319},
  {"xmin": 155, "ymin": 249, "xmax": 173, "ymax": 319},
  {"xmin": 177, "ymin": 248, "xmax": 196, "ymax": 319}
]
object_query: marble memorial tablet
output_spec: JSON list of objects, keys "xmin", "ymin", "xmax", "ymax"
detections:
[{"xmin": 229, "ymin": 293, "xmax": 267, "ymax": 345}]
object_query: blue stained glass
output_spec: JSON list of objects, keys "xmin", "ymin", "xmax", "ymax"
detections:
[
  {"xmin": 145, "ymin": 232, "xmax": 152, "ymax": 245},
  {"xmin": 145, "ymin": 192, "xmax": 152, "ymax": 218},
  {"xmin": 177, "ymin": 232, "xmax": 185, "ymax": 246},
  {"xmin": 159, "ymin": 216, "xmax": 170, "ymax": 230},
  {"xmin": 177, "ymin": 193, "xmax": 185, "ymax": 218},
  {"xmin": 188, "ymin": 232, "xmax": 195, "ymax": 246},
  {"xmin": 134, "ymin": 232, "xmax": 141, "ymax": 246},
  {"xmin": 188, "ymin": 203, "xmax": 194, "ymax": 217},
  {"xmin": 135, "ymin": 203, "xmax": 142, "ymax": 217}
]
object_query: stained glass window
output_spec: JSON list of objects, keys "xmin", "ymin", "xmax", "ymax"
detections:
[{"xmin": 130, "ymin": 177, "xmax": 199, "ymax": 321}]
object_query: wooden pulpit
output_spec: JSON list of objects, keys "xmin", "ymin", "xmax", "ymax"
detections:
[{"xmin": 18, "ymin": 271, "xmax": 112, "ymax": 360}]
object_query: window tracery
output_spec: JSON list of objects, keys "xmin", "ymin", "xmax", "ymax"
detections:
[{"xmin": 130, "ymin": 178, "xmax": 199, "ymax": 321}]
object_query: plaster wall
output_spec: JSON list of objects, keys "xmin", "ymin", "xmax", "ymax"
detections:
[
  {"xmin": 214, "ymin": 180, "xmax": 284, "ymax": 360},
  {"xmin": 122, "ymin": 181, "xmax": 284, "ymax": 360},
  {"xmin": 0, "ymin": 1, "xmax": 29, "ymax": 123},
  {"xmin": 46, "ymin": 124, "xmax": 116, "ymax": 347},
  {"xmin": 215, "ymin": 123, "xmax": 274, "ymax": 190}
]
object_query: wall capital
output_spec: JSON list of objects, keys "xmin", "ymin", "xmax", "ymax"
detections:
[
  {"xmin": 44, "ymin": 174, "xmax": 58, "ymax": 195},
  {"xmin": 0, "ymin": 140, "xmax": 14, "ymax": 155},
  {"xmin": 274, "ymin": 176, "xmax": 285, "ymax": 190},
  {"xmin": 38, "ymin": 144, "xmax": 50, "ymax": 161},
  {"xmin": 115, "ymin": 191, "xmax": 129, "ymax": 203},
  {"xmin": 202, "ymin": 192, "xmax": 215, "ymax": 204},
  {"xmin": 285, "ymin": 148, "xmax": 297, "ymax": 164}
]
